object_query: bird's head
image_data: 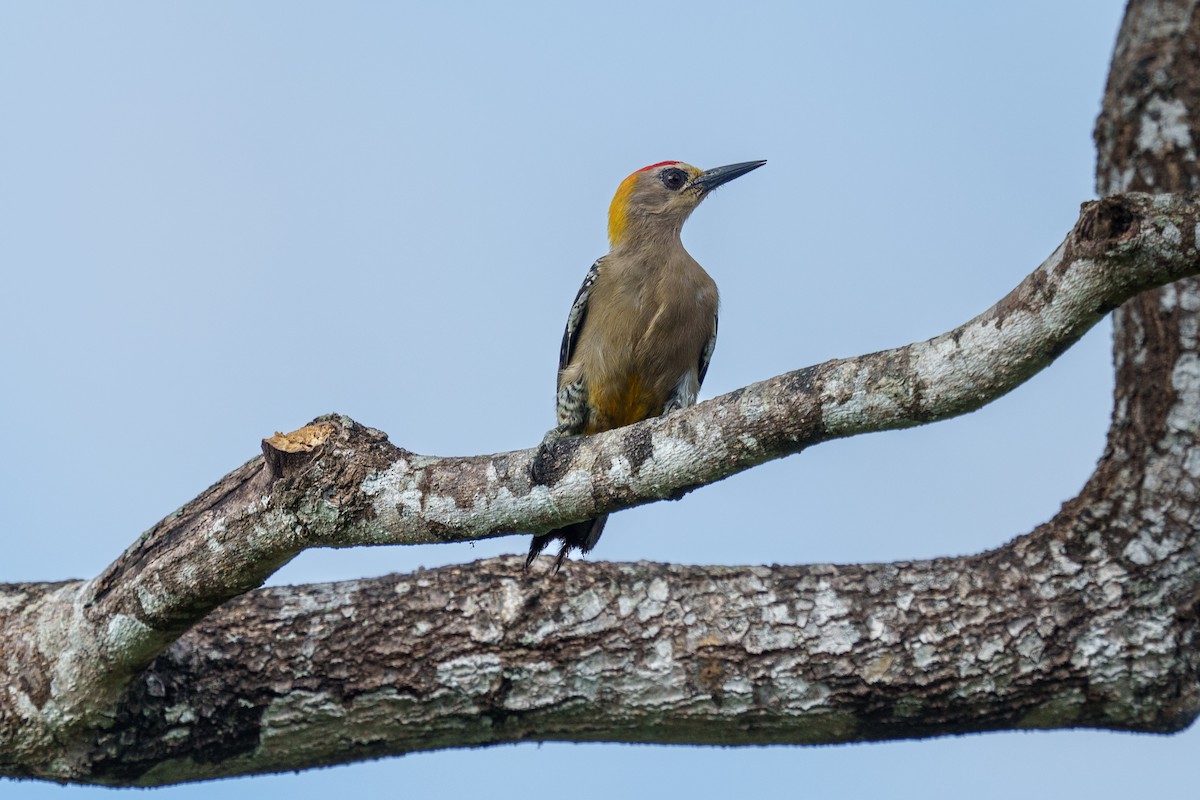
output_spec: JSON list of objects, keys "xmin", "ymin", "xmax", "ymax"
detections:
[{"xmin": 607, "ymin": 160, "xmax": 766, "ymax": 248}]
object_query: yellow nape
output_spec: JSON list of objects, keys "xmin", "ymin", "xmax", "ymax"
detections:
[{"xmin": 607, "ymin": 171, "xmax": 641, "ymax": 247}]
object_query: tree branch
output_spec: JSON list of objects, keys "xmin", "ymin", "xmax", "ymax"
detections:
[
  {"xmin": 43, "ymin": 542, "xmax": 1200, "ymax": 786},
  {"xmin": 6, "ymin": 0, "xmax": 1200, "ymax": 783},
  {"xmin": 2, "ymin": 191, "xmax": 1200, "ymax": 784}
]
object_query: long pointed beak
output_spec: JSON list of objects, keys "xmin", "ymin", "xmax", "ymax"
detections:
[{"xmin": 691, "ymin": 160, "xmax": 767, "ymax": 195}]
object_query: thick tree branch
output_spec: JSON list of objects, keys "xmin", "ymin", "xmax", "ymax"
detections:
[
  {"xmin": 4, "ymin": 0, "xmax": 1200, "ymax": 784},
  {"xmin": 2, "ymin": 190, "xmax": 1200, "ymax": 784},
  {"xmin": 36, "ymin": 541, "xmax": 1200, "ymax": 786}
]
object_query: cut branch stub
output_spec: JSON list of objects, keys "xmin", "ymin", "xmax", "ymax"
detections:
[{"xmin": 262, "ymin": 421, "xmax": 336, "ymax": 478}]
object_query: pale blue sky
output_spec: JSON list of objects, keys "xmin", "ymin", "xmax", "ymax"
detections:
[{"xmin": 4, "ymin": 2, "xmax": 1193, "ymax": 798}]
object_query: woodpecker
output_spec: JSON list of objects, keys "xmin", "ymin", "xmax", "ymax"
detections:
[{"xmin": 527, "ymin": 159, "xmax": 766, "ymax": 570}]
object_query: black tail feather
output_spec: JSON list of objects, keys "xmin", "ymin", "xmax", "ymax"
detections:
[{"xmin": 525, "ymin": 515, "xmax": 609, "ymax": 572}]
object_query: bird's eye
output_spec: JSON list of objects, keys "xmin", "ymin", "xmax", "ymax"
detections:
[{"xmin": 660, "ymin": 168, "xmax": 688, "ymax": 191}]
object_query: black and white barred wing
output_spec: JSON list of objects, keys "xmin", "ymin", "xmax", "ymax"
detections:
[{"xmin": 552, "ymin": 259, "xmax": 601, "ymax": 434}]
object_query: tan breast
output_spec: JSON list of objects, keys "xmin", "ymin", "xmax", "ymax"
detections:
[{"xmin": 564, "ymin": 247, "xmax": 717, "ymax": 434}]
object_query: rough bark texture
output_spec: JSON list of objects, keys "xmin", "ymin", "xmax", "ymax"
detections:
[
  {"xmin": 54, "ymin": 548, "xmax": 1200, "ymax": 785},
  {"xmin": 1, "ymin": 0, "xmax": 1199, "ymax": 786}
]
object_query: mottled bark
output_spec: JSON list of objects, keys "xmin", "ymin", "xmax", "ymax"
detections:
[
  {"xmin": 36, "ymin": 548, "xmax": 1200, "ymax": 786},
  {"xmin": 2, "ymin": 0, "xmax": 1199, "ymax": 787}
]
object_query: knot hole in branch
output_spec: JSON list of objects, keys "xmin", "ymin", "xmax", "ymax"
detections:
[{"xmin": 1078, "ymin": 196, "xmax": 1136, "ymax": 243}]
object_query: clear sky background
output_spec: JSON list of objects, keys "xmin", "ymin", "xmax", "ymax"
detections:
[{"xmin": 3, "ymin": 2, "xmax": 1194, "ymax": 798}]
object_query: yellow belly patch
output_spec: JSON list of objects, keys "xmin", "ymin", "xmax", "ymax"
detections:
[{"xmin": 587, "ymin": 373, "xmax": 660, "ymax": 434}]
